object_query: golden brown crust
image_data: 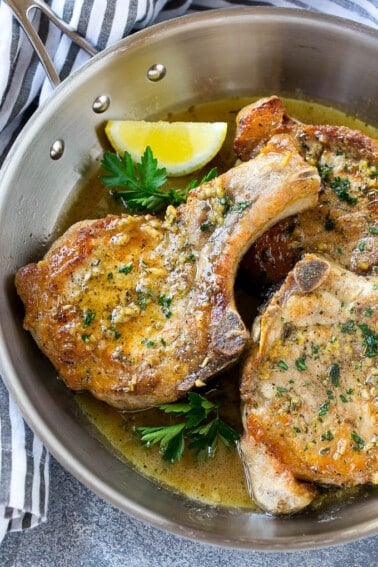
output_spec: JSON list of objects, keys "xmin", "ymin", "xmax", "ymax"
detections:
[
  {"xmin": 236, "ymin": 96, "xmax": 378, "ymax": 283},
  {"xmin": 16, "ymin": 139, "xmax": 320, "ymax": 410},
  {"xmin": 234, "ymin": 96, "xmax": 286, "ymax": 160},
  {"xmin": 240, "ymin": 254, "xmax": 378, "ymax": 514}
]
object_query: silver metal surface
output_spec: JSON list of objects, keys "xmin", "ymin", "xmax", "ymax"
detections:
[
  {"xmin": 147, "ymin": 63, "xmax": 167, "ymax": 82},
  {"xmin": 49, "ymin": 139, "xmax": 64, "ymax": 160},
  {"xmin": 92, "ymin": 94, "xmax": 111, "ymax": 114},
  {"xmin": 4, "ymin": 0, "xmax": 97, "ymax": 86},
  {"xmin": 0, "ymin": 8, "xmax": 377, "ymax": 550}
]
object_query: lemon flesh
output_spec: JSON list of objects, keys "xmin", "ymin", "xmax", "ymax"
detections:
[{"xmin": 105, "ymin": 120, "xmax": 228, "ymax": 176}]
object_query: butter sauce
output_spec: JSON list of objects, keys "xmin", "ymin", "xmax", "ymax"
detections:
[{"xmin": 70, "ymin": 97, "xmax": 377, "ymax": 510}]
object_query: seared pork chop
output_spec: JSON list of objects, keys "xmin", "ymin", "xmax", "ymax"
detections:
[
  {"xmin": 236, "ymin": 96, "xmax": 378, "ymax": 285},
  {"xmin": 15, "ymin": 135, "xmax": 319, "ymax": 410},
  {"xmin": 240, "ymin": 254, "xmax": 378, "ymax": 515}
]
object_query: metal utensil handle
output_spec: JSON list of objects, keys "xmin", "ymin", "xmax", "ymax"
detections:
[{"xmin": 4, "ymin": 0, "xmax": 98, "ymax": 87}]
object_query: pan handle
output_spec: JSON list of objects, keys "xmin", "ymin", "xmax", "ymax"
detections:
[{"xmin": 4, "ymin": 0, "xmax": 98, "ymax": 87}]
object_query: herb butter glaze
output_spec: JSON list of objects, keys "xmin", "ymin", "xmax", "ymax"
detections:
[{"xmin": 62, "ymin": 97, "xmax": 377, "ymax": 509}]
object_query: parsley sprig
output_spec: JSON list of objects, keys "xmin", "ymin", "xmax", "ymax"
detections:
[
  {"xmin": 101, "ymin": 147, "xmax": 217, "ymax": 213},
  {"xmin": 135, "ymin": 392, "xmax": 240, "ymax": 463}
]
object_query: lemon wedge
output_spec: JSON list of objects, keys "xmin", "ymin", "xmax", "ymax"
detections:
[{"xmin": 105, "ymin": 120, "xmax": 228, "ymax": 176}]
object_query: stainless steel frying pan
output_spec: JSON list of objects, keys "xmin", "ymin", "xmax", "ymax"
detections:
[{"xmin": 0, "ymin": 2, "xmax": 377, "ymax": 550}]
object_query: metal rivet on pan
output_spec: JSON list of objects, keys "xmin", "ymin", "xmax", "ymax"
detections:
[
  {"xmin": 92, "ymin": 95, "xmax": 110, "ymax": 113},
  {"xmin": 147, "ymin": 63, "xmax": 166, "ymax": 82},
  {"xmin": 50, "ymin": 139, "xmax": 64, "ymax": 160}
]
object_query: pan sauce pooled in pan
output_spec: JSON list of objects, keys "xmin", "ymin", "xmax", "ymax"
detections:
[{"xmin": 15, "ymin": 96, "xmax": 378, "ymax": 511}]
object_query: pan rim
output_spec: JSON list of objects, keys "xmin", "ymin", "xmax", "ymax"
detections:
[{"xmin": 0, "ymin": 7, "xmax": 377, "ymax": 551}]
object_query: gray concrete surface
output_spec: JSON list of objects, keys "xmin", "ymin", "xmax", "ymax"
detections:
[{"xmin": 0, "ymin": 456, "xmax": 377, "ymax": 567}]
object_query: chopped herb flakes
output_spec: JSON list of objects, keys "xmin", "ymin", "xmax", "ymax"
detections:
[
  {"xmin": 276, "ymin": 386, "xmax": 288, "ymax": 397},
  {"xmin": 321, "ymin": 430, "xmax": 334, "ymax": 441},
  {"xmin": 341, "ymin": 319, "xmax": 355, "ymax": 334},
  {"xmin": 351, "ymin": 431, "xmax": 365, "ymax": 451},
  {"xmin": 311, "ymin": 344, "xmax": 320, "ymax": 355},
  {"xmin": 358, "ymin": 323, "xmax": 378, "ymax": 357},
  {"xmin": 220, "ymin": 198, "xmax": 251, "ymax": 216},
  {"xmin": 329, "ymin": 363, "xmax": 340, "ymax": 387},
  {"xmin": 277, "ymin": 360, "xmax": 288, "ymax": 371},
  {"xmin": 295, "ymin": 356, "xmax": 308, "ymax": 371},
  {"xmin": 327, "ymin": 390, "xmax": 334, "ymax": 400},
  {"xmin": 317, "ymin": 164, "xmax": 333, "ymax": 182},
  {"xmin": 138, "ymin": 295, "xmax": 148, "ymax": 311},
  {"xmin": 325, "ymin": 214, "xmax": 336, "ymax": 231},
  {"xmin": 319, "ymin": 447, "xmax": 330, "ymax": 455},
  {"xmin": 137, "ymin": 290, "xmax": 152, "ymax": 311},
  {"xmin": 158, "ymin": 294, "xmax": 172, "ymax": 318},
  {"xmin": 230, "ymin": 200, "xmax": 251, "ymax": 213},
  {"xmin": 330, "ymin": 176, "xmax": 357, "ymax": 205},
  {"xmin": 200, "ymin": 222, "xmax": 211, "ymax": 232},
  {"xmin": 83, "ymin": 310, "xmax": 96, "ymax": 327},
  {"xmin": 110, "ymin": 327, "xmax": 121, "ymax": 340},
  {"xmin": 141, "ymin": 338, "xmax": 156, "ymax": 347},
  {"xmin": 318, "ymin": 401, "xmax": 330, "ymax": 416},
  {"xmin": 118, "ymin": 263, "xmax": 133, "ymax": 274}
]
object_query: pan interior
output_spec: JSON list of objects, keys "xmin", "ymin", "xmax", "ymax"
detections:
[{"xmin": 0, "ymin": 9, "xmax": 377, "ymax": 550}]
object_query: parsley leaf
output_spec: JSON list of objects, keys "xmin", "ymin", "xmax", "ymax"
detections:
[
  {"xmin": 329, "ymin": 363, "xmax": 340, "ymax": 387},
  {"xmin": 188, "ymin": 417, "xmax": 239, "ymax": 456},
  {"xmin": 135, "ymin": 392, "xmax": 239, "ymax": 462},
  {"xmin": 118, "ymin": 263, "xmax": 133, "ymax": 274},
  {"xmin": 295, "ymin": 355, "xmax": 308, "ymax": 371},
  {"xmin": 101, "ymin": 147, "xmax": 218, "ymax": 213},
  {"xmin": 351, "ymin": 431, "xmax": 365, "ymax": 451},
  {"xmin": 329, "ymin": 176, "xmax": 357, "ymax": 205},
  {"xmin": 136, "ymin": 423, "xmax": 186, "ymax": 461},
  {"xmin": 83, "ymin": 309, "xmax": 96, "ymax": 328},
  {"xmin": 158, "ymin": 294, "xmax": 172, "ymax": 318},
  {"xmin": 277, "ymin": 360, "xmax": 289, "ymax": 371},
  {"xmin": 318, "ymin": 401, "xmax": 330, "ymax": 417},
  {"xmin": 317, "ymin": 164, "xmax": 333, "ymax": 182},
  {"xmin": 321, "ymin": 430, "xmax": 334, "ymax": 441},
  {"xmin": 358, "ymin": 323, "xmax": 378, "ymax": 358}
]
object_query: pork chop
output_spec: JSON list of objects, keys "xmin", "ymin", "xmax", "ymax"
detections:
[
  {"xmin": 15, "ymin": 135, "xmax": 320, "ymax": 410},
  {"xmin": 236, "ymin": 96, "xmax": 378, "ymax": 286},
  {"xmin": 240, "ymin": 254, "xmax": 378, "ymax": 515}
]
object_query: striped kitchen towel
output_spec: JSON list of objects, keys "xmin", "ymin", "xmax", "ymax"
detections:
[
  {"xmin": 0, "ymin": 379, "xmax": 49, "ymax": 542},
  {"xmin": 0, "ymin": 0, "xmax": 377, "ymax": 544}
]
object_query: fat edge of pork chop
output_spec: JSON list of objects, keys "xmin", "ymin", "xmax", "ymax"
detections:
[
  {"xmin": 240, "ymin": 254, "xmax": 378, "ymax": 515},
  {"xmin": 15, "ymin": 135, "xmax": 319, "ymax": 410},
  {"xmin": 235, "ymin": 96, "xmax": 378, "ymax": 282}
]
